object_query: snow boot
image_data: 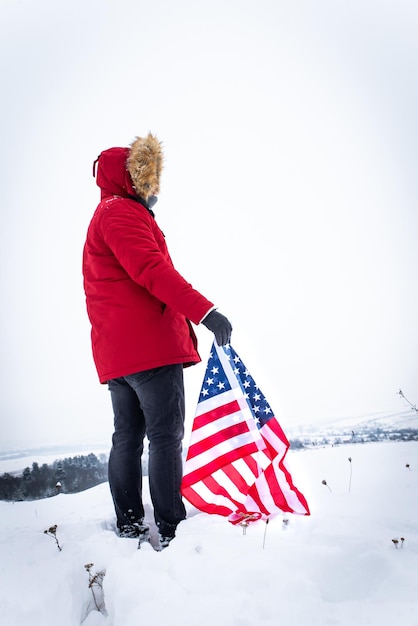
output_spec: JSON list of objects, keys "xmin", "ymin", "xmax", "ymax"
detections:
[{"xmin": 118, "ymin": 521, "xmax": 150, "ymax": 540}]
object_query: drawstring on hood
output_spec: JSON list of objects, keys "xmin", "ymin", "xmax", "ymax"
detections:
[{"xmin": 92, "ymin": 156, "xmax": 100, "ymax": 178}]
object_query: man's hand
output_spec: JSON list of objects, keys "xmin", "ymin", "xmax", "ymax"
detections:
[{"xmin": 202, "ymin": 310, "xmax": 233, "ymax": 346}]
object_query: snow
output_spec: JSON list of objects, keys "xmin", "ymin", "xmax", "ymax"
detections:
[{"xmin": 1, "ymin": 441, "xmax": 417, "ymax": 626}]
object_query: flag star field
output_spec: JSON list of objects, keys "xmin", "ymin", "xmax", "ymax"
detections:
[{"xmin": 200, "ymin": 344, "xmax": 274, "ymax": 428}]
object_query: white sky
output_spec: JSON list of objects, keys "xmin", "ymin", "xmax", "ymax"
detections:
[{"xmin": 1, "ymin": 0, "xmax": 417, "ymax": 449}]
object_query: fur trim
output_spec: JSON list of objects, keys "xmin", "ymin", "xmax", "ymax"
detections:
[{"xmin": 127, "ymin": 133, "xmax": 163, "ymax": 200}]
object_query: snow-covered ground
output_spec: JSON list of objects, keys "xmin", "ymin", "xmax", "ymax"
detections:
[{"xmin": 0, "ymin": 441, "xmax": 417, "ymax": 626}]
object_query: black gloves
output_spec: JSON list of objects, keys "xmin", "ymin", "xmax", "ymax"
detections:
[{"xmin": 202, "ymin": 310, "xmax": 233, "ymax": 346}]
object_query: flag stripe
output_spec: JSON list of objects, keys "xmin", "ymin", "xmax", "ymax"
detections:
[
  {"xmin": 223, "ymin": 459, "xmax": 256, "ymax": 494},
  {"xmin": 183, "ymin": 429, "xmax": 261, "ymax": 476},
  {"xmin": 186, "ymin": 420, "xmax": 254, "ymax": 460},
  {"xmin": 188, "ymin": 410, "xmax": 249, "ymax": 447},
  {"xmin": 192, "ymin": 399, "xmax": 241, "ymax": 429},
  {"xmin": 181, "ymin": 441, "xmax": 261, "ymax": 487},
  {"xmin": 203, "ymin": 473, "xmax": 244, "ymax": 508},
  {"xmin": 181, "ymin": 485, "xmax": 234, "ymax": 517}
]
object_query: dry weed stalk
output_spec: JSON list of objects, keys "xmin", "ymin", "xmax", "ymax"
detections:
[
  {"xmin": 84, "ymin": 563, "xmax": 106, "ymax": 614},
  {"xmin": 43, "ymin": 524, "xmax": 62, "ymax": 551},
  {"xmin": 348, "ymin": 457, "xmax": 353, "ymax": 493}
]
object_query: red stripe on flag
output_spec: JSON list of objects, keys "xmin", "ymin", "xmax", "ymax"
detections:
[
  {"xmin": 202, "ymin": 474, "xmax": 243, "ymax": 510},
  {"xmin": 222, "ymin": 460, "xmax": 258, "ymax": 494},
  {"xmin": 247, "ymin": 466, "xmax": 286, "ymax": 515},
  {"xmin": 274, "ymin": 456, "xmax": 311, "ymax": 514},
  {"xmin": 259, "ymin": 464, "xmax": 295, "ymax": 513},
  {"xmin": 248, "ymin": 459, "xmax": 310, "ymax": 515},
  {"xmin": 192, "ymin": 399, "xmax": 241, "ymax": 429},
  {"xmin": 246, "ymin": 481, "xmax": 272, "ymax": 516},
  {"xmin": 181, "ymin": 485, "xmax": 234, "ymax": 517},
  {"xmin": 182, "ymin": 441, "xmax": 260, "ymax": 487},
  {"xmin": 259, "ymin": 424, "xmax": 288, "ymax": 462},
  {"xmin": 265, "ymin": 416, "xmax": 289, "ymax": 445},
  {"xmin": 186, "ymin": 421, "xmax": 253, "ymax": 460},
  {"xmin": 242, "ymin": 452, "xmax": 261, "ymax": 477}
]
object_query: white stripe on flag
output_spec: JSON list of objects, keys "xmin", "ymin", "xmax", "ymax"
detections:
[
  {"xmin": 212, "ymin": 469, "xmax": 248, "ymax": 503},
  {"xmin": 189, "ymin": 481, "xmax": 236, "ymax": 511},
  {"xmin": 183, "ymin": 429, "xmax": 260, "ymax": 475},
  {"xmin": 195, "ymin": 388, "xmax": 244, "ymax": 416}
]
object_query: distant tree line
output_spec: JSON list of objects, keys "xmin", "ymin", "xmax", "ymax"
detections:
[
  {"xmin": 289, "ymin": 439, "xmax": 305, "ymax": 450},
  {"xmin": 0, "ymin": 453, "xmax": 108, "ymax": 501}
]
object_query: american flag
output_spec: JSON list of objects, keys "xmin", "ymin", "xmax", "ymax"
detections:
[{"xmin": 181, "ymin": 342, "xmax": 310, "ymax": 523}]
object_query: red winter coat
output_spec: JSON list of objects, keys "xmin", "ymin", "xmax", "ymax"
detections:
[{"xmin": 83, "ymin": 147, "xmax": 213, "ymax": 383}]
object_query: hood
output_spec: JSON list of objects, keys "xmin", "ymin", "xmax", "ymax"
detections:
[
  {"xmin": 94, "ymin": 147, "xmax": 134, "ymax": 200},
  {"xmin": 94, "ymin": 133, "xmax": 163, "ymax": 202}
]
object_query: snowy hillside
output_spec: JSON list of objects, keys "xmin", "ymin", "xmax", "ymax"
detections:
[
  {"xmin": 286, "ymin": 409, "xmax": 418, "ymax": 445},
  {"xmin": 0, "ymin": 441, "xmax": 417, "ymax": 626}
]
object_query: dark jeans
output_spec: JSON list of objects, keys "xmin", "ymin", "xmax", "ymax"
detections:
[{"xmin": 107, "ymin": 364, "xmax": 187, "ymax": 538}]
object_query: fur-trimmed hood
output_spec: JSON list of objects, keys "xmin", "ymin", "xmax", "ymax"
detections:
[
  {"xmin": 127, "ymin": 133, "xmax": 163, "ymax": 200},
  {"xmin": 94, "ymin": 133, "xmax": 163, "ymax": 202}
]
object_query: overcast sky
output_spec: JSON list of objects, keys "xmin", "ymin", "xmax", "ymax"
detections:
[{"xmin": 1, "ymin": 0, "xmax": 417, "ymax": 450}]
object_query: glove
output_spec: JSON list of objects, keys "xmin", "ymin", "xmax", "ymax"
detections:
[{"xmin": 202, "ymin": 310, "xmax": 233, "ymax": 346}]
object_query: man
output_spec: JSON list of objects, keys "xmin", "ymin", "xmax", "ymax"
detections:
[{"xmin": 83, "ymin": 133, "xmax": 232, "ymax": 548}]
